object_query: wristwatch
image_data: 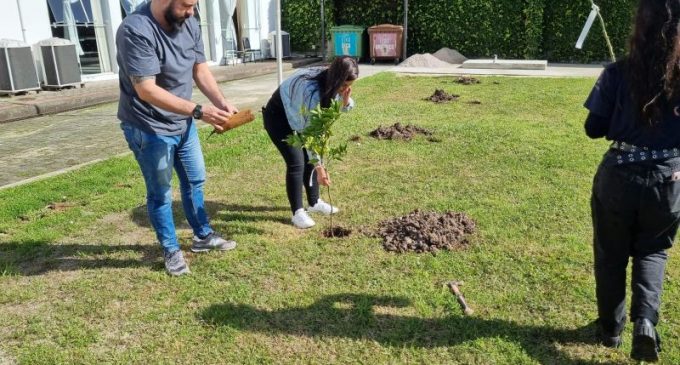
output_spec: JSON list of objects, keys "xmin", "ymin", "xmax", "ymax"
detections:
[{"xmin": 192, "ymin": 104, "xmax": 203, "ymax": 120}]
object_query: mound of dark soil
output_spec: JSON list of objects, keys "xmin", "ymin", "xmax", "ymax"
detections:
[
  {"xmin": 455, "ymin": 76, "xmax": 481, "ymax": 85},
  {"xmin": 323, "ymin": 226, "xmax": 352, "ymax": 238},
  {"xmin": 426, "ymin": 89, "xmax": 459, "ymax": 103},
  {"xmin": 369, "ymin": 123, "xmax": 432, "ymax": 141},
  {"xmin": 378, "ymin": 210, "xmax": 476, "ymax": 253}
]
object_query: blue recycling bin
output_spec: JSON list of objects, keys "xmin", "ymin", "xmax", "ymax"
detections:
[{"xmin": 330, "ymin": 25, "xmax": 365, "ymax": 60}]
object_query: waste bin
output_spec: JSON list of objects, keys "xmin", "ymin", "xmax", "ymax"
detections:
[
  {"xmin": 367, "ymin": 24, "xmax": 403, "ymax": 64},
  {"xmin": 330, "ymin": 25, "xmax": 365, "ymax": 60}
]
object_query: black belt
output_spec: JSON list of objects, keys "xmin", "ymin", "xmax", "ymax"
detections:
[{"xmin": 609, "ymin": 141, "xmax": 680, "ymax": 164}]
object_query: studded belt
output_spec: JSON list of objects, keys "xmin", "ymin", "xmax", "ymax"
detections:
[{"xmin": 609, "ymin": 141, "xmax": 680, "ymax": 164}]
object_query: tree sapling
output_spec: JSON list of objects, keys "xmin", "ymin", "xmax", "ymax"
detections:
[{"xmin": 285, "ymin": 100, "xmax": 347, "ymax": 236}]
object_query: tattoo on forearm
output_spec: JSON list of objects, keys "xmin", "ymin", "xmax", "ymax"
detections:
[{"xmin": 130, "ymin": 75, "xmax": 155, "ymax": 85}]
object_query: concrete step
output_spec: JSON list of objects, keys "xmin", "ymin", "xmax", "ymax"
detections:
[{"xmin": 461, "ymin": 59, "xmax": 547, "ymax": 70}]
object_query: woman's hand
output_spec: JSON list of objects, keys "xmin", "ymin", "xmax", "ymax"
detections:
[
  {"xmin": 315, "ymin": 165, "xmax": 331, "ymax": 186},
  {"xmin": 340, "ymin": 86, "xmax": 352, "ymax": 107}
]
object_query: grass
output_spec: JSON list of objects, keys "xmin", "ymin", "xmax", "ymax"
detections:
[{"xmin": 0, "ymin": 72, "xmax": 678, "ymax": 364}]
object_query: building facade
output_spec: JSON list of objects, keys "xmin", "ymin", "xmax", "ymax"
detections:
[{"xmin": 0, "ymin": 0, "xmax": 276, "ymax": 79}]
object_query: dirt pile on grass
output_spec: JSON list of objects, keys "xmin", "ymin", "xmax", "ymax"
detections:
[
  {"xmin": 455, "ymin": 76, "xmax": 481, "ymax": 85},
  {"xmin": 378, "ymin": 210, "xmax": 476, "ymax": 254},
  {"xmin": 433, "ymin": 47, "xmax": 467, "ymax": 64},
  {"xmin": 369, "ymin": 123, "xmax": 432, "ymax": 141},
  {"xmin": 426, "ymin": 89, "xmax": 460, "ymax": 103},
  {"xmin": 399, "ymin": 53, "xmax": 453, "ymax": 68}
]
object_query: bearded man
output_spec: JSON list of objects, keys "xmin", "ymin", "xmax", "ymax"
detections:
[{"xmin": 116, "ymin": 0, "xmax": 238, "ymax": 276}]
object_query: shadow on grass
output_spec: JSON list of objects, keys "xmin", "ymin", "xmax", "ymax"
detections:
[
  {"xmin": 0, "ymin": 202, "xmax": 293, "ymax": 276},
  {"xmin": 0, "ymin": 240, "xmax": 160, "ymax": 276},
  {"xmin": 201, "ymin": 294, "xmax": 618, "ymax": 365},
  {"xmin": 131, "ymin": 201, "xmax": 290, "ymax": 233}
]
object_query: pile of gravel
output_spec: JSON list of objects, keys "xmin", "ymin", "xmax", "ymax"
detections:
[
  {"xmin": 433, "ymin": 47, "xmax": 467, "ymax": 64},
  {"xmin": 399, "ymin": 53, "xmax": 453, "ymax": 68},
  {"xmin": 378, "ymin": 210, "xmax": 476, "ymax": 254}
]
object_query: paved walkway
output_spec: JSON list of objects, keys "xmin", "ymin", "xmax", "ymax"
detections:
[{"xmin": 0, "ymin": 64, "xmax": 391, "ymax": 189}]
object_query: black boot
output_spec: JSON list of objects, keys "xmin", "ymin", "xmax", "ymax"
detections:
[
  {"xmin": 631, "ymin": 318, "xmax": 661, "ymax": 362},
  {"xmin": 595, "ymin": 319, "xmax": 622, "ymax": 348}
]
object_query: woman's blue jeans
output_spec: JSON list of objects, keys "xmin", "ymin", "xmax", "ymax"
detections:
[{"xmin": 121, "ymin": 121, "xmax": 213, "ymax": 254}]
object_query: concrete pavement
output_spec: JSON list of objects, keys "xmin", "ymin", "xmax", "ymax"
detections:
[{"xmin": 0, "ymin": 64, "xmax": 391, "ymax": 189}]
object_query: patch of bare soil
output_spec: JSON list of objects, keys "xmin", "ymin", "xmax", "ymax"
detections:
[
  {"xmin": 0, "ymin": 348, "xmax": 16, "ymax": 365},
  {"xmin": 455, "ymin": 76, "xmax": 481, "ymax": 85},
  {"xmin": 425, "ymin": 89, "xmax": 460, "ymax": 103},
  {"xmin": 369, "ymin": 123, "xmax": 433, "ymax": 141},
  {"xmin": 47, "ymin": 202, "xmax": 76, "ymax": 211},
  {"xmin": 378, "ymin": 210, "xmax": 476, "ymax": 254},
  {"xmin": 322, "ymin": 226, "xmax": 352, "ymax": 238}
]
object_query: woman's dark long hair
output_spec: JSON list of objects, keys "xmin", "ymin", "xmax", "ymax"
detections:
[
  {"xmin": 628, "ymin": 0, "xmax": 680, "ymax": 125},
  {"xmin": 299, "ymin": 56, "xmax": 359, "ymax": 108}
]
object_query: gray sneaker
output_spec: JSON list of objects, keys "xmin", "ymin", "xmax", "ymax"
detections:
[
  {"xmin": 191, "ymin": 232, "xmax": 237, "ymax": 253},
  {"xmin": 164, "ymin": 250, "xmax": 190, "ymax": 276}
]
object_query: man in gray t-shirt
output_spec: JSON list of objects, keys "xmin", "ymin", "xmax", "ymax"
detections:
[{"xmin": 116, "ymin": 0, "xmax": 237, "ymax": 276}]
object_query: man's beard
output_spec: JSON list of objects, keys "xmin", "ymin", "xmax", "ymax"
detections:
[{"xmin": 164, "ymin": 5, "xmax": 189, "ymax": 30}]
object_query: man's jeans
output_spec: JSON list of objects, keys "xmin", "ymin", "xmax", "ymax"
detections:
[{"xmin": 121, "ymin": 121, "xmax": 213, "ymax": 254}]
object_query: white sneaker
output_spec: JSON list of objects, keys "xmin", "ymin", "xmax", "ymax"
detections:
[
  {"xmin": 308, "ymin": 199, "xmax": 339, "ymax": 215},
  {"xmin": 292, "ymin": 208, "xmax": 315, "ymax": 229}
]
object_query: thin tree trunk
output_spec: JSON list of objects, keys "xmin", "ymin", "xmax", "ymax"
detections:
[{"xmin": 327, "ymin": 184, "xmax": 333, "ymax": 237}]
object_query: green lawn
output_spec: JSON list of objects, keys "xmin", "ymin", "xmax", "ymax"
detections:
[{"xmin": 0, "ymin": 73, "xmax": 678, "ymax": 364}]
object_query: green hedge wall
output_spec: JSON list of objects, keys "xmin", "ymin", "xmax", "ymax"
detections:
[
  {"xmin": 542, "ymin": 0, "xmax": 636, "ymax": 63},
  {"xmin": 334, "ymin": 0, "xmax": 402, "ymax": 26},
  {"xmin": 404, "ymin": 0, "xmax": 543, "ymax": 58},
  {"xmin": 284, "ymin": 0, "xmax": 638, "ymax": 63},
  {"xmin": 282, "ymin": 0, "xmax": 334, "ymax": 52}
]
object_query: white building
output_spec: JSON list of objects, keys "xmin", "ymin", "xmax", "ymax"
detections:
[{"xmin": 0, "ymin": 0, "xmax": 277, "ymax": 79}]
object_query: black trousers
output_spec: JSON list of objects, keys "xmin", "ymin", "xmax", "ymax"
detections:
[
  {"xmin": 263, "ymin": 104, "xmax": 320, "ymax": 214},
  {"xmin": 591, "ymin": 152, "xmax": 680, "ymax": 334}
]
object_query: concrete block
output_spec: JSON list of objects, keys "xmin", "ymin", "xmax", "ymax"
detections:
[
  {"xmin": 461, "ymin": 59, "xmax": 547, "ymax": 70},
  {"xmin": 34, "ymin": 90, "xmax": 117, "ymax": 115},
  {"xmin": 0, "ymin": 102, "xmax": 38, "ymax": 123}
]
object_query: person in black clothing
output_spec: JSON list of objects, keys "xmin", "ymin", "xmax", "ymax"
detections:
[
  {"xmin": 584, "ymin": 0, "xmax": 680, "ymax": 361},
  {"xmin": 262, "ymin": 57, "xmax": 358, "ymax": 229}
]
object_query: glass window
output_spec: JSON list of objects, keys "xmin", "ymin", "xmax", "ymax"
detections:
[
  {"xmin": 47, "ymin": 0, "xmax": 93, "ymax": 24},
  {"xmin": 120, "ymin": 0, "xmax": 147, "ymax": 16}
]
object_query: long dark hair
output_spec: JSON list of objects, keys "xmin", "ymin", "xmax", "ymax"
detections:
[
  {"xmin": 302, "ymin": 56, "xmax": 359, "ymax": 108},
  {"xmin": 628, "ymin": 0, "xmax": 680, "ymax": 125}
]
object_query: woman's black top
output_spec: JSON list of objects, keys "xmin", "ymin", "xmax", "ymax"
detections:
[{"xmin": 584, "ymin": 61, "xmax": 680, "ymax": 150}]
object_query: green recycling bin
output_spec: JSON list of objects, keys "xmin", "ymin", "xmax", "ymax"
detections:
[{"xmin": 330, "ymin": 25, "xmax": 365, "ymax": 60}]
